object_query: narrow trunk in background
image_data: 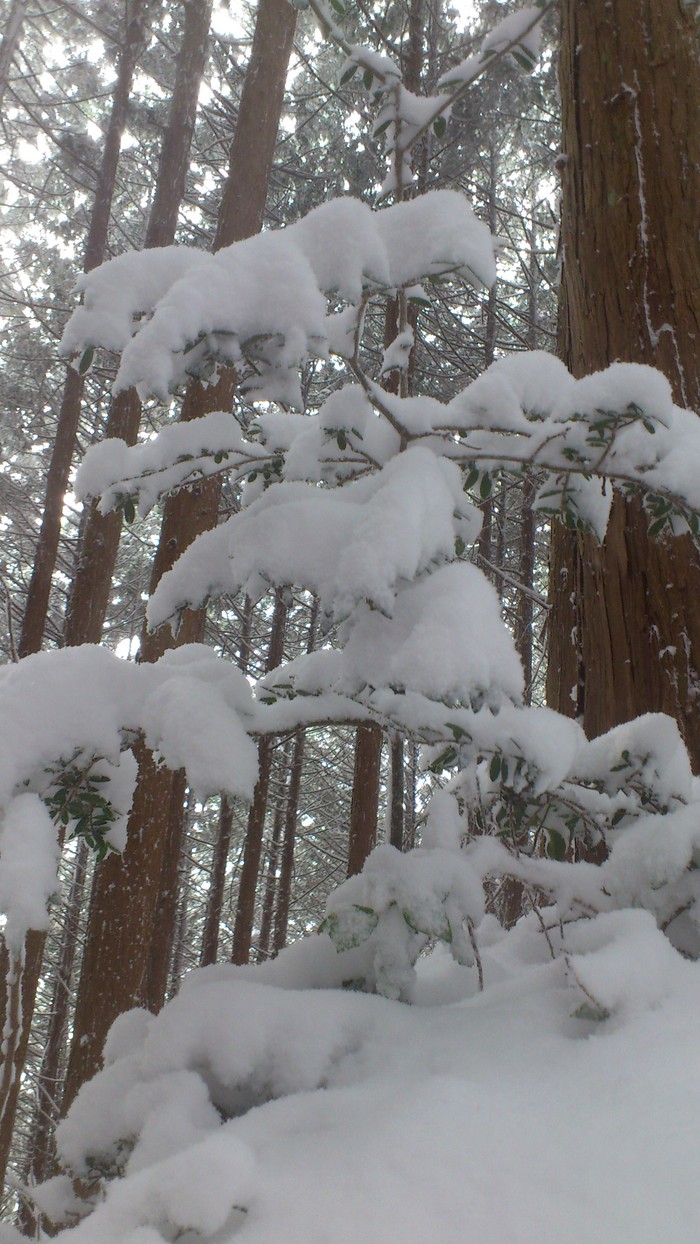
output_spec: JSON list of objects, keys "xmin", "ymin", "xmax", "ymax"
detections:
[
  {"xmin": 548, "ymin": 1, "xmax": 700, "ymax": 768},
  {"xmin": 200, "ymin": 598, "xmax": 254, "ymax": 967},
  {"xmin": 231, "ymin": 591, "xmax": 288, "ymax": 965},
  {"xmin": 0, "ymin": 0, "xmax": 29, "ymax": 109},
  {"xmin": 273, "ymin": 601, "xmax": 318, "ymax": 953}
]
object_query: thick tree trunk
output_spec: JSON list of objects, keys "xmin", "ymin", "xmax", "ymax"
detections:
[
  {"xmin": 19, "ymin": 0, "xmax": 149, "ymax": 659},
  {"xmin": 62, "ymin": 0, "xmax": 297, "ymax": 1111},
  {"xmin": 548, "ymin": 0, "xmax": 700, "ymax": 770}
]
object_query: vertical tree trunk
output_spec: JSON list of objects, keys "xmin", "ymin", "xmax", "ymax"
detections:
[
  {"xmin": 273, "ymin": 600, "xmax": 318, "ymax": 953},
  {"xmin": 256, "ymin": 746, "xmax": 290, "ymax": 961},
  {"xmin": 19, "ymin": 0, "xmax": 150, "ymax": 659},
  {"xmin": 347, "ymin": 724, "xmax": 383, "ymax": 878},
  {"xmin": 64, "ymin": 0, "xmax": 215, "ymax": 647},
  {"xmin": 20, "ymin": 842, "xmax": 88, "ymax": 1221},
  {"xmin": 200, "ymin": 797, "xmax": 235, "ymax": 966},
  {"xmin": 515, "ymin": 215, "xmax": 539, "ymax": 701},
  {"xmin": 0, "ymin": 11, "xmax": 153, "ymax": 1191},
  {"xmin": 0, "ymin": 0, "xmax": 29, "ymax": 109},
  {"xmin": 388, "ymin": 733, "xmax": 405, "ymax": 851},
  {"xmin": 199, "ymin": 598, "xmax": 254, "ymax": 966},
  {"xmin": 548, "ymin": 1, "xmax": 700, "ymax": 770},
  {"xmin": 62, "ymin": 0, "xmax": 297, "ymax": 1114},
  {"xmin": 231, "ymin": 591, "xmax": 288, "ymax": 965}
]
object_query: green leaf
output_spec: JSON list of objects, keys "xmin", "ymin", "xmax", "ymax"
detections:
[
  {"xmin": 648, "ymin": 515, "xmax": 668, "ymax": 538},
  {"xmin": 330, "ymin": 0, "xmax": 345, "ymax": 13},
  {"xmin": 336, "ymin": 431, "xmax": 347, "ymax": 451},
  {"xmin": 340, "ymin": 62, "xmax": 358, "ymax": 85},
  {"xmin": 489, "ymin": 754, "xmax": 501, "ymax": 782},
  {"xmin": 363, "ymin": 68, "xmax": 373, "ymax": 91},
  {"xmin": 512, "ymin": 48, "xmax": 536, "ymax": 72},
  {"xmin": 373, "ymin": 117, "xmax": 392, "ymax": 137},
  {"xmin": 407, "ymin": 293, "xmax": 431, "ymax": 309},
  {"xmin": 545, "ymin": 828, "xmax": 567, "ymax": 861},
  {"xmin": 479, "ymin": 473, "xmax": 492, "ymax": 500},
  {"xmin": 432, "ymin": 115, "xmax": 447, "ymax": 138},
  {"xmin": 122, "ymin": 498, "xmax": 136, "ymax": 525},
  {"xmin": 78, "ymin": 346, "xmax": 95, "ymax": 375},
  {"xmin": 463, "ymin": 464, "xmax": 480, "ymax": 492}
]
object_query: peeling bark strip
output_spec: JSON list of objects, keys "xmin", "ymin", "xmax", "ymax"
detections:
[{"xmin": 548, "ymin": 0, "xmax": 700, "ymax": 768}]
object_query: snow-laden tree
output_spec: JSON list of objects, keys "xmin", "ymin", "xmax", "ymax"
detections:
[{"xmin": 5, "ymin": 0, "xmax": 700, "ymax": 1234}]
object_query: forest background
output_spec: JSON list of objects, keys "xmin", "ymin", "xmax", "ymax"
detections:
[{"xmin": 1, "ymin": 0, "xmax": 700, "ymax": 1240}]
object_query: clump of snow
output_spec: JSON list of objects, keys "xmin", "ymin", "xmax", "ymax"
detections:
[
  {"xmin": 147, "ymin": 448, "xmax": 472, "ymax": 629},
  {"xmin": 0, "ymin": 794, "xmax": 59, "ymax": 953},
  {"xmin": 41, "ymin": 915, "xmax": 700, "ymax": 1244}
]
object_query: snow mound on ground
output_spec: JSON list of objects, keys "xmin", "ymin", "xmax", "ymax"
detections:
[{"xmin": 45, "ymin": 921, "xmax": 700, "ymax": 1244}]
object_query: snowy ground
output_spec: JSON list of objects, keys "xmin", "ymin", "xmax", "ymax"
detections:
[{"xmin": 28, "ymin": 914, "xmax": 700, "ymax": 1244}]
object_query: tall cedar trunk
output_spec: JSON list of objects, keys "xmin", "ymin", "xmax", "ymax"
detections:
[
  {"xmin": 21, "ymin": 842, "xmax": 88, "ymax": 1214},
  {"xmin": 64, "ymin": 0, "xmax": 214, "ymax": 647},
  {"xmin": 200, "ymin": 797, "xmax": 234, "ymax": 966},
  {"xmin": 18, "ymin": 0, "xmax": 149, "ymax": 659},
  {"xmin": 0, "ymin": 5, "xmax": 150, "ymax": 1192},
  {"xmin": 547, "ymin": 1, "xmax": 700, "ymax": 771},
  {"xmin": 347, "ymin": 724, "xmax": 383, "ymax": 878},
  {"xmin": 477, "ymin": 148, "xmax": 498, "ymax": 575},
  {"xmin": 62, "ymin": 0, "xmax": 296, "ymax": 1114},
  {"xmin": 257, "ymin": 743, "xmax": 290, "ymax": 961},
  {"xmin": 344, "ymin": 0, "xmax": 425, "ymax": 877},
  {"xmin": 516, "ymin": 221, "xmax": 538, "ymax": 701},
  {"xmin": 388, "ymin": 733, "xmax": 405, "ymax": 850},
  {"xmin": 231, "ymin": 592, "xmax": 288, "ymax": 965},
  {"xmin": 273, "ymin": 601, "xmax": 318, "ymax": 952},
  {"xmin": 272, "ymin": 731, "xmax": 305, "ymax": 952}
]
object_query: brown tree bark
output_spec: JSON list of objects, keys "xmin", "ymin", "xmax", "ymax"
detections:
[
  {"xmin": 346, "ymin": 724, "xmax": 383, "ymax": 878},
  {"xmin": 548, "ymin": 1, "xmax": 700, "ymax": 771},
  {"xmin": 388, "ymin": 733, "xmax": 405, "ymax": 851},
  {"xmin": 19, "ymin": 0, "xmax": 150, "ymax": 659},
  {"xmin": 62, "ymin": 0, "xmax": 297, "ymax": 1113}
]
